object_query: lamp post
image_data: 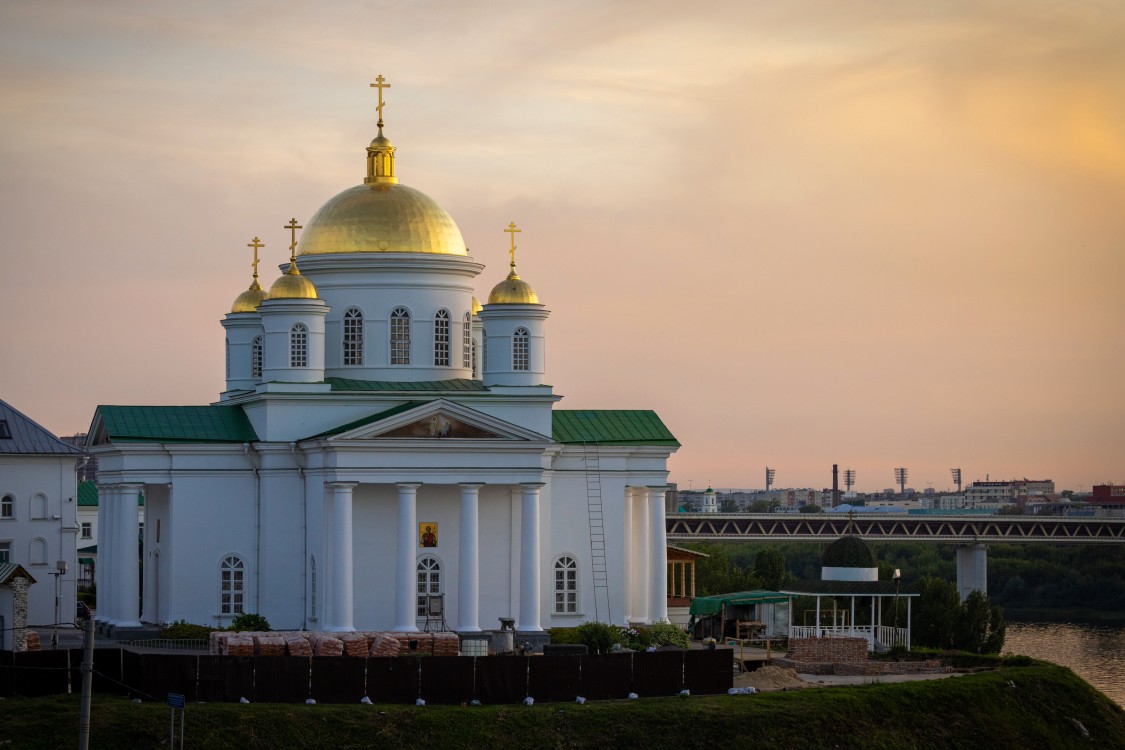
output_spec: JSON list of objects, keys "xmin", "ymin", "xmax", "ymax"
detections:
[
  {"xmin": 892, "ymin": 568, "xmax": 902, "ymax": 639},
  {"xmin": 51, "ymin": 560, "xmax": 69, "ymax": 649}
]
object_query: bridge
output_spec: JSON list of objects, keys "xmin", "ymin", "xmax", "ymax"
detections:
[{"xmin": 665, "ymin": 513, "xmax": 1125, "ymax": 599}]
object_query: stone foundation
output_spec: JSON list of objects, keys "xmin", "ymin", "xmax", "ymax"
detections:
[{"xmin": 778, "ymin": 637, "xmax": 944, "ymax": 676}]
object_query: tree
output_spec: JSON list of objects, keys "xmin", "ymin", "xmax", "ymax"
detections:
[
  {"xmin": 754, "ymin": 547, "xmax": 789, "ymax": 590},
  {"xmin": 911, "ymin": 575, "xmax": 961, "ymax": 649},
  {"xmin": 956, "ymin": 590, "xmax": 1007, "ymax": 654},
  {"xmin": 799, "ymin": 504, "xmax": 822, "ymax": 514},
  {"xmin": 681, "ymin": 499, "xmax": 697, "ymax": 512},
  {"xmin": 691, "ymin": 543, "xmax": 760, "ymax": 596},
  {"xmin": 720, "ymin": 498, "xmax": 739, "ymax": 513}
]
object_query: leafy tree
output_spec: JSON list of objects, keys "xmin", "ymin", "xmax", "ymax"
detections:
[
  {"xmin": 720, "ymin": 498, "xmax": 739, "ymax": 513},
  {"xmin": 911, "ymin": 575, "xmax": 961, "ymax": 649},
  {"xmin": 956, "ymin": 591, "xmax": 1007, "ymax": 654},
  {"xmin": 681, "ymin": 499, "xmax": 697, "ymax": 512},
  {"xmin": 799, "ymin": 504, "xmax": 822, "ymax": 514},
  {"xmin": 754, "ymin": 547, "xmax": 789, "ymax": 590},
  {"xmin": 691, "ymin": 543, "xmax": 760, "ymax": 595},
  {"xmin": 229, "ymin": 613, "xmax": 271, "ymax": 632}
]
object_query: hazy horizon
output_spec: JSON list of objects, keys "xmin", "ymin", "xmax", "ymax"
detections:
[{"xmin": 2, "ymin": 1, "xmax": 1122, "ymax": 493}]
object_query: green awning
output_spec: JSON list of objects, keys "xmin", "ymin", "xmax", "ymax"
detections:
[
  {"xmin": 78, "ymin": 557, "xmax": 95, "ymax": 566},
  {"xmin": 689, "ymin": 590, "xmax": 790, "ymax": 617}
]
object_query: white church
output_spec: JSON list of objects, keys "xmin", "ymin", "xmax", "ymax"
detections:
[{"xmin": 88, "ymin": 79, "xmax": 679, "ymax": 640}]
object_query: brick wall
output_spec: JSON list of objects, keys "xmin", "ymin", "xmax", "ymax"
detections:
[
  {"xmin": 10, "ymin": 576, "xmax": 29, "ymax": 652},
  {"xmin": 786, "ymin": 636, "xmax": 867, "ymax": 664}
]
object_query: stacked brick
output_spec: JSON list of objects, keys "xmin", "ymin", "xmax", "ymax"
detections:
[
  {"xmin": 207, "ymin": 630, "xmax": 466, "ymax": 657},
  {"xmin": 786, "ymin": 637, "xmax": 868, "ymax": 664},
  {"xmin": 776, "ymin": 637, "xmax": 946, "ymax": 676}
]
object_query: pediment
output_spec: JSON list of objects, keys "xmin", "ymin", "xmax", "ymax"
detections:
[{"xmin": 327, "ymin": 399, "xmax": 548, "ymax": 443}]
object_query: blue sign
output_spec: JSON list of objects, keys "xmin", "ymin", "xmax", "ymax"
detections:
[{"xmin": 167, "ymin": 693, "xmax": 185, "ymax": 709}]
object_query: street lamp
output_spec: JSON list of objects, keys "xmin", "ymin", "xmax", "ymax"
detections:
[
  {"xmin": 893, "ymin": 568, "xmax": 902, "ymax": 634},
  {"xmin": 51, "ymin": 560, "xmax": 68, "ymax": 650}
]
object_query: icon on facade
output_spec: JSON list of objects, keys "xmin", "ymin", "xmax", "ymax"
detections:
[{"xmin": 419, "ymin": 523, "xmax": 438, "ymax": 548}]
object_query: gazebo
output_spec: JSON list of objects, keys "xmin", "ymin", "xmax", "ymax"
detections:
[{"xmin": 780, "ymin": 534, "xmax": 917, "ymax": 651}]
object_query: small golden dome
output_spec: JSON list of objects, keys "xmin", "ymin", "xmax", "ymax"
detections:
[
  {"xmin": 488, "ymin": 269, "xmax": 540, "ymax": 305},
  {"xmin": 231, "ymin": 283, "xmax": 268, "ymax": 313},
  {"xmin": 471, "ymin": 296, "xmax": 482, "ymax": 315},
  {"xmin": 269, "ymin": 263, "xmax": 319, "ymax": 300}
]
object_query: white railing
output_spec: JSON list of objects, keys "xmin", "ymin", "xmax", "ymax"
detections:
[{"xmin": 788, "ymin": 624, "xmax": 909, "ymax": 651}]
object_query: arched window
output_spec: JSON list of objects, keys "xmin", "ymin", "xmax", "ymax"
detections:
[
  {"xmin": 554, "ymin": 555, "xmax": 578, "ymax": 614},
  {"xmin": 31, "ymin": 493, "xmax": 47, "ymax": 520},
  {"xmin": 462, "ymin": 312, "xmax": 472, "ymax": 369},
  {"xmin": 343, "ymin": 307, "xmax": 364, "ymax": 366},
  {"xmin": 31, "ymin": 537, "xmax": 48, "ymax": 566},
  {"xmin": 251, "ymin": 336, "xmax": 263, "ymax": 379},
  {"xmin": 434, "ymin": 309, "xmax": 451, "ymax": 367},
  {"xmin": 390, "ymin": 307, "xmax": 411, "ymax": 365},
  {"xmin": 513, "ymin": 327, "xmax": 530, "ymax": 371},
  {"xmin": 225, "ymin": 338, "xmax": 231, "ymax": 379},
  {"xmin": 1, "ymin": 494, "xmax": 13, "ymax": 519},
  {"xmin": 290, "ymin": 323, "xmax": 308, "ymax": 368},
  {"xmin": 220, "ymin": 555, "xmax": 245, "ymax": 615},
  {"xmin": 416, "ymin": 556, "xmax": 441, "ymax": 617}
]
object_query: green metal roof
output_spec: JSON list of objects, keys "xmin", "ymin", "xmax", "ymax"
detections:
[
  {"xmin": 689, "ymin": 590, "xmax": 791, "ymax": 617},
  {"xmin": 96, "ymin": 405, "xmax": 258, "ymax": 443},
  {"xmin": 325, "ymin": 378, "xmax": 487, "ymax": 393},
  {"xmin": 552, "ymin": 410, "xmax": 679, "ymax": 446},
  {"xmin": 0, "ymin": 563, "xmax": 37, "ymax": 585},
  {"xmin": 305, "ymin": 402, "xmax": 426, "ymax": 439},
  {"xmin": 77, "ymin": 481, "xmax": 98, "ymax": 506}
]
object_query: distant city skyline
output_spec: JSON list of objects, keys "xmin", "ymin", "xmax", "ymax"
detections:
[{"xmin": 2, "ymin": 1, "xmax": 1122, "ymax": 492}]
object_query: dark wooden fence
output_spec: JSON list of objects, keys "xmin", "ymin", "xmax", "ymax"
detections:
[{"xmin": 0, "ymin": 648, "xmax": 732, "ymax": 704}]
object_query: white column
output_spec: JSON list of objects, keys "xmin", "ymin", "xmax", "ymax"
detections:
[
  {"xmin": 622, "ymin": 487, "xmax": 634, "ymax": 623},
  {"xmin": 95, "ymin": 484, "xmax": 113, "ymax": 624},
  {"xmin": 956, "ymin": 543, "xmax": 988, "ymax": 600},
  {"xmin": 325, "ymin": 482, "xmax": 357, "ymax": 632},
  {"xmin": 637, "ymin": 488, "xmax": 650, "ymax": 623},
  {"xmin": 116, "ymin": 483, "xmax": 143, "ymax": 627},
  {"xmin": 648, "ymin": 486, "xmax": 668, "ymax": 624},
  {"xmin": 517, "ymin": 483, "xmax": 544, "ymax": 632},
  {"xmin": 394, "ymin": 483, "xmax": 421, "ymax": 632},
  {"xmin": 458, "ymin": 483, "xmax": 484, "ymax": 632}
]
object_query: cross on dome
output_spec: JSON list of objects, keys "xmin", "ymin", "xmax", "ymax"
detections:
[
  {"xmin": 247, "ymin": 236, "xmax": 264, "ymax": 287},
  {"xmin": 504, "ymin": 221, "xmax": 521, "ymax": 268},
  {"xmin": 370, "ymin": 74, "xmax": 391, "ymax": 127},
  {"xmin": 284, "ymin": 218, "xmax": 303, "ymax": 264}
]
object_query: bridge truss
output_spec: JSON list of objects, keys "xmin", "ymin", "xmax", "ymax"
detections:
[{"xmin": 666, "ymin": 514, "xmax": 1125, "ymax": 544}]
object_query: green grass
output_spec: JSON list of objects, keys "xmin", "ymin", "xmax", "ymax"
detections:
[{"xmin": 2, "ymin": 664, "xmax": 1123, "ymax": 750}]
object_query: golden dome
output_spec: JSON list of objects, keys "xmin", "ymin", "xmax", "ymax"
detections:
[
  {"xmin": 471, "ymin": 296, "xmax": 483, "ymax": 315},
  {"xmin": 269, "ymin": 263, "xmax": 319, "ymax": 300},
  {"xmin": 297, "ymin": 183, "xmax": 467, "ymax": 256},
  {"xmin": 231, "ymin": 283, "xmax": 268, "ymax": 313},
  {"xmin": 488, "ymin": 268, "xmax": 540, "ymax": 305}
]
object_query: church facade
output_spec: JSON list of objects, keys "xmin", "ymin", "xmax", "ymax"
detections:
[{"xmin": 88, "ymin": 81, "xmax": 677, "ymax": 637}]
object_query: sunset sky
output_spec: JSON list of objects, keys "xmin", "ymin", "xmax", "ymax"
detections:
[{"xmin": 2, "ymin": 1, "xmax": 1123, "ymax": 493}]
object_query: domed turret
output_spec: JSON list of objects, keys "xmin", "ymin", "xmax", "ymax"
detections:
[
  {"xmin": 820, "ymin": 533, "xmax": 879, "ymax": 582},
  {"xmin": 268, "ymin": 219, "xmax": 319, "ymax": 299},
  {"xmin": 230, "ymin": 236, "xmax": 269, "ymax": 312},
  {"xmin": 488, "ymin": 268, "xmax": 539, "ymax": 305}
]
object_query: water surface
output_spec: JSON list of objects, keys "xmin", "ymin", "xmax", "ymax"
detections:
[{"xmin": 1003, "ymin": 622, "xmax": 1125, "ymax": 708}]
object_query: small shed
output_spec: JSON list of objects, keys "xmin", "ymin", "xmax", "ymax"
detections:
[
  {"xmin": 688, "ymin": 590, "xmax": 790, "ymax": 640},
  {"xmin": 0, "ymin": 563, "xmax": 37, "ymax": 651}
]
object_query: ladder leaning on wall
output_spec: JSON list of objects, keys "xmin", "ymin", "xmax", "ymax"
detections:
[{"xmin": 582, "ymin": 441, "xmax": 611, "ymax": 623}]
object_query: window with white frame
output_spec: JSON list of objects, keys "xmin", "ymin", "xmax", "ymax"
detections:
[
  {"xmin": 554, "ymin": 555, "xmax": 578, "ymax": 614},
  {"xmin": 290, "ymin": 323, "xmax": 308, "ymax": 368},
  {"xmin": 416, "ymin": 556, "xmax": 441, "ymax": 617},
  {"xmin": 251, "ymin": 336, "xmax": 263, "ymax": 378},
  {"xmin": 0, "ymin": 540, "xmax": 10, "ymax": 563},
  {"xmin": 81, "ymin": 522, "xmax": 92, "ymax": 539},
  {"xmin": 434, "ymin": 309, "xmax": 451, "ymax": 366},
  {"xmin": 343, "ymin": 307, "xmax": 364, "ymax": 366},
  {"xmin": 1, "ymin": 494, "xmax": 12, "ymax": 519},
  {"xmin": 220, "ymin": 555, "xmax": 245, "ymax": 615},
  {"xmin": 513, "ymin": 327, "xmax": 530, "ymax": 371},
  {"xmin": 390, "ymin": 307, "xmax": 411, "ymax": 365},
  {"xmin": 30, "ymin": 537, "xmax": 47, "ymax": 565},
  {"xmin": 462, "ymin": 312, "xmax": 472, "ymax": 369}
]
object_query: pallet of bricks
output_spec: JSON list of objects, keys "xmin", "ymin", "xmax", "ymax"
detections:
[{"xmin": 209, "ymin": 631, "xmax": 462, "ymax": 657}]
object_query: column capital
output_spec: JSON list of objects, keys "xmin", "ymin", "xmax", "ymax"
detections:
[
  {"xmin": 458, "ymin": 482, "xmax": 486, "ymax": 489},
  {"xmin": 646, "ymin": 485, "xmax": 670, "ymax": 492},
  {"xmin": 396, "ymin": 482, "xmax": 423, "ymax": 489},
  {"xmin": 324, "ymin": 481, "xmax": 359, "ymax": 490},
  {"xmin": 519, "ymin": 482, "xmax": 546, "ymax": 489}
]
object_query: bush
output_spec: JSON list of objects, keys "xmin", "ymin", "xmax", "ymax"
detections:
[
  {"xmin": 549, "ymin": 622, "xmax": 622, "ymax": 654},
  {"xmin": 160, "ymin": 620, "xmax": 218, "ymax": 640},
  {"xmin": 647, "ymin": 622, "xmax": 690, "ymax": 649},
  {"xmin": 229, "ymin": 613, "xmax": 271, "ymax": 632}
]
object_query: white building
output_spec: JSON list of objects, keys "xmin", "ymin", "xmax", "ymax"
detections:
[
  {"xmin": 87, "ymin": 85, "xmax": 679, "ymax": 640},
  {"xmin": 0, "ymin": 399, "xmax": 82, "ymax": 628}
]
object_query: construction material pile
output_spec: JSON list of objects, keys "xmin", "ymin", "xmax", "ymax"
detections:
[{"xmin": 209, "ymin": 630, "xmax": 466, "ymax": 657}]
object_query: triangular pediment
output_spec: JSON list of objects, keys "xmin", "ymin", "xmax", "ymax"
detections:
[{"xmin": 325, "ymin": 400, "xmax": 549, "ymax": 442}]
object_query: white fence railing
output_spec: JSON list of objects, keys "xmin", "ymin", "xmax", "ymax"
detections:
[{"xmin": 788, "ymin": 625, "xmax": 909, "ymax": 651}]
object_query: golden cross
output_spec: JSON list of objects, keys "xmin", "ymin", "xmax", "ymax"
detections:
[
  {"xmin": 370, "ymin": 74, "xmax": 391, "ymax": 124},
  {"xmin": 247, "ymin": 236, "xmax": 264, "ymax": 280},
  {"xmin": 503, "ymin": 221, "xmax": 521, "ymax": 267},
  {"xmin": 284, "ymin": 218, "xmax": 302, "ymax": 261}
]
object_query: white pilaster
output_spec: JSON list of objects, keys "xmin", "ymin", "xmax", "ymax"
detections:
[
  {"xmin": 622, "ymin": 487, "xmax": 635, "ymax": 622},
  {"xmin": 648, "ymin": 486, "xmax": 668, "ymax": 624},
  {"xmin": 458, "ymin": 483, "xmax": 484, "ymax": 632},
  {"xmin": 637, "ymin": 488, "xmax": 650, "ymax": 623},
  {"xmin": 394, "ymin": 483, "xmax": 421, "ymax": 632},
  {"xmin": 94, "ymin": 484, "xmax": 112, "ymax": 624},
  {"xmin": 325, "ymin": 482, "xmax": 357, "ymax": 632},
  {"xmin": 517, "ymin": 482, "xmax": 544, "ymax": 632},
  {"xmin": 116, "ymin": 483, "xmax": 143, "ymax": 627}
]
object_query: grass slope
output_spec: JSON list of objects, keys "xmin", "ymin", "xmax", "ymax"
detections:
[{"xmin": 2, "ymin": 664, "xmax": 1122, "ymax": 750}]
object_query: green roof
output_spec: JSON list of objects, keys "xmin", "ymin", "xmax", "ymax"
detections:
[
  {"xmin": 77, "ymin": 481, "xmax": 98, "ymax": 506},
  {"xmin": 305, "ymin": 402, "xmax": 426, "ymax": 439},
  {"xmin": 0, "ymin": 563, "xmax": 37, "ymax": 585},
  {"xmin": 689, "ymin": 590, "xmax": 791, "ymax": 617},
  {"xmin": 96, "ymin": 405, "xmax": 258, "ymax": 443},
  {"xmin": 326, "ymin": 378, "xmax": 487, "ymax": 393},
  {"xmin": 552, "ymin": 410, "xmax": 679, "ymax": 446}
]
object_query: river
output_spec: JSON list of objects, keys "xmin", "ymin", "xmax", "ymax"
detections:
[{"xmin": 1003, "ymin": 622, "xmax": 1125, "ymax": 708}]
